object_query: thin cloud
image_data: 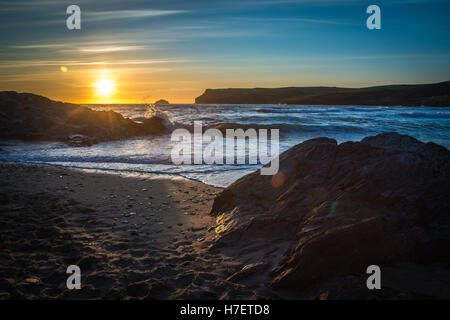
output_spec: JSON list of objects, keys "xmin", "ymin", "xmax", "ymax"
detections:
[
  {"xmin": 268, "ymin": 17, "xmax": 355, "ymax": 25},
  {"xmin": 0, "ymin": 59, "xmax": 188, "ymax": 68},
  {"xmin": 8, "ymin": 44, "xmax": 66, "ymax": 49},
  {"xmin": 6, "ymin": 38, "xmax": 171, "ymax": 51},
  {"xmin": 78, "ymin": 46, "xmax": 147, "ymax": 53},
  {"xmin": 85, "ymin": 10, "xmax": 188, "ymax": 22},
  {"xmin": 230, "ymin": 16, "xmax": 355, "ymax": 26}
]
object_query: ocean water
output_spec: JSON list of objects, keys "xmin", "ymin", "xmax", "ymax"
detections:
[{"xmin": 1, "ymin": 104, "xmax": 449, "ymax": 187}]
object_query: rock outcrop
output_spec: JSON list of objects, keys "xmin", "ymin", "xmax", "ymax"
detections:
[
  {"xmin": 154, "ymin": 99, "xmax": 169, "ymax": 105},
  {"xmin": 210, "ymin": 133, "xmax": 450, "ymax": 296},
  {"xmin": 0, "ymin": 91, "xmax": 170, "ymax": 144}
]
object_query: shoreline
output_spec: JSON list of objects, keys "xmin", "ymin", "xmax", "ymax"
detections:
[
  {"xmin": 0, "ymin": 158, "xmax": 228, "ymax": 189},
  {"xmin": 0, "ymin": 162, "xmax": 267, "ymax": 299}
]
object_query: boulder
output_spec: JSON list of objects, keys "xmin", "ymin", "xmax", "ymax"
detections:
[{"xmin": 210, "ymin": 133, "xmax": 450, "ymax": 292}]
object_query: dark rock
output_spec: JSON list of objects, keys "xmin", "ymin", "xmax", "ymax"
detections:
[
  {"xmin": 67, "ymin": 134, "xmax": 94, "ymax": 147},
  {"xmin": 142, "ymin": 116, "xmax": 170, "ymax": 134},
  {"xmin": 0, "ymin": 91, "xmax": 171, "ymax": 145},
  {"xmin": 210, "ymin": 132, "xmax": 450, "ymax": 294},
  {"xmin": 154, "ymin": 99, "xmax": 169, "ymax": 105}
]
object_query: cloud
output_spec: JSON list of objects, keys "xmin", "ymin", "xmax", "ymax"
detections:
[
  {"xmin": 78, "ymin": 46, "xmax": 147, "ymax": 53},
  {"xmin": 233, "ymin": 16, "xmax": 355, "ymax": 25},
  {"xmin": 6, "ymin": 38, "xmax": 170, "ymax": 50},
  {"xmin": 8, "ymin": 44, "xmax": 65, "ymax": 49},
  {"xmin": 84, "ymin": 9, "xmax": 187, "ymax": 22},
  {"xmin": 0, "ymin": 59, "xmax": 188, "ymax": 68}
]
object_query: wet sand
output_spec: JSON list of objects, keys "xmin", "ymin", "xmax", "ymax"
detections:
[{"xmin": 0, "ymin": 162, "xmax": 268, "ymax": 299}]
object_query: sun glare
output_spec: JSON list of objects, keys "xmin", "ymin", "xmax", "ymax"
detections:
[{"xmin": 95, "ymin": 79, "xmax": 114, "ymax": 96}]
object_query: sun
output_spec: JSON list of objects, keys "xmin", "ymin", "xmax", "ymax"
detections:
[{"xmin": 95, "ymin": 79, "xmax": 114, "ymax": 96}]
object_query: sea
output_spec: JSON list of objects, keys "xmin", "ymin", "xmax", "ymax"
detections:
[{"xmin": 1, "ymin": 104, "xmax": 449, "ymax": 188}]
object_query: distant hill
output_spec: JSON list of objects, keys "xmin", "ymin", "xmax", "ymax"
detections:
[{"xmin": 195, "ymin": 81, "xmax": 450, "ymax": 106}]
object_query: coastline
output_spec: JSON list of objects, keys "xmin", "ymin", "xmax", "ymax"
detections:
[
  {"xmin": 195, "ymin": 81, "xmax": 450, "ymax": 106},
  {"xmin": 0, "ymin": 162, "xmax": 262, "ymax": 299}
]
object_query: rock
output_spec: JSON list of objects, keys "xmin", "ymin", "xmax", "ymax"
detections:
[
  {"xmin": 141, "ymin": 116, "xmax": 169, "ymax": 135},
  {"xmin": 67, "ymin": 134, "xmax": 94, "ymax": 147},
  {"xmin": 210, "ymin": 133, "xmax": 450, "ymax": 294},
  {"xmin": 154, "ymin": 99, "xmax": 169, "ymax": 105},
  {"xmin": 0, "ymin": 91, "xmax": 171, "ymax": 144}
]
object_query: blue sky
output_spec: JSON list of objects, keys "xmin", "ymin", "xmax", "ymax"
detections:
[{"xmin": 0, "ymin": 0, "xmax": 449, "ymax": 103}]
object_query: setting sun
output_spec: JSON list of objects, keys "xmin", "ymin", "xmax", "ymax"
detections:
[{"xmin": 95, "ymin": 79, "xmax": 114, "ymax": 96}]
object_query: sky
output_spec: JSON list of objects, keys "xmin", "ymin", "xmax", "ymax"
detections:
[{"xmin": 0, "ymin": 0, "xmax": 449, "ymax": 103}]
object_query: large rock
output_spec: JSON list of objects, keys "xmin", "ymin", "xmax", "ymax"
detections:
[
  {"xmin": 210, "ymin": 133, "xmax": 450, "ymax": 293},
  {"xmin": 0, "ymin": 91, "xmax": 170, "ymax": 144}
]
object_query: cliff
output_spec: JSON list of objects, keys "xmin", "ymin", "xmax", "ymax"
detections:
[{"xmin": 195, "ymin": 81, "xmax": 450, "ymax": 106}]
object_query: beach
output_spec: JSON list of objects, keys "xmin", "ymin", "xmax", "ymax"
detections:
[
  {"xmin": 1, "ymin": 93, "xmax": 449, "ymax": 300},
  {"xmin": 0, "ymin": 162, "xmax": 271, "ymax": 299},
  {"xmin": 2, "ymin": 132, "xmax": 450, "ymax": 300}
]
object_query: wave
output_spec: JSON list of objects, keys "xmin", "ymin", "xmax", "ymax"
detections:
[
  {"xmin": 0, "ymin": 153, "xmax": 172, "ymax": 165},
  {"xmin": 398, "ymin": 111, "xmax": 450, "ymax": 119},
  {"xmin": 0, "ymin": 158, "xmax": 253, "ymax": 188},
  {"xmin": 346, "ymin": 107, "xmax": 388, "ymax": 112},
  {"xmin": 0, "ymin": 157, "xmax": 206, "ymax": 182},
  {"xmin": 257, "ymin": 108, "xmax": 339, "ymax": 114},
  {"xmin": 144, "ymin": 104, "xmax": 174, "ymax": 123},
  {"xmin": 257, "ymin": 106, "xmax": 392, "ymax": 114},
  {"xmin": 131, "ymin": 116, "xmax": 147, "ymax": 123},
  {"xmin": 208, "ymin": 122, "xmax": 368, "ymax": 134}
]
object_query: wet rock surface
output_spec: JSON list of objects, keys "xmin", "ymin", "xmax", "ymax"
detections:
[{"xmin": 210, "ymin": 132, "xmax": 450, "ymax": 298}]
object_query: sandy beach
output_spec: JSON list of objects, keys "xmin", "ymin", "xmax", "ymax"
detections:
[
  {"xmin": 2, "ymin": 132, "xmax": 450, "ymax": 301},
  {"xmin": 0, "ymin": 162, "xmax": 271, "ymax": 299}
]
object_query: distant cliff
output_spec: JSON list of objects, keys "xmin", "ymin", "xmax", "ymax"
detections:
[{"xmin": 195, "ymin": 81, "xmax": 450, "ymax": 106}]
